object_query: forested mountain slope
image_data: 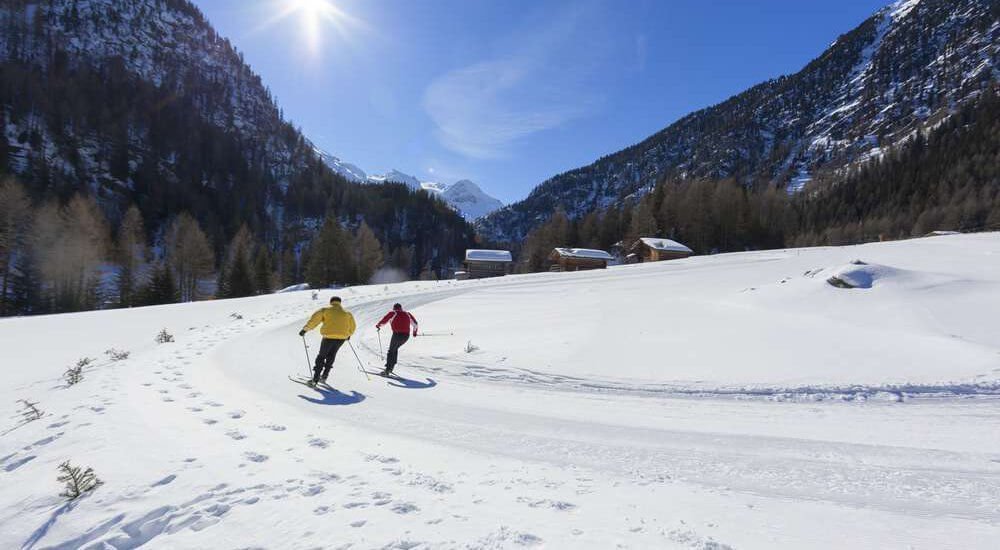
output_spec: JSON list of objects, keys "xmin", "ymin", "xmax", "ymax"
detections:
[
  {"xmin": 479, "ymin": 0, "xmax": 999, "ymax": 242},
  {"xmin": 0, "ymin": 0, "xmax": 474, "ymax": 315}
]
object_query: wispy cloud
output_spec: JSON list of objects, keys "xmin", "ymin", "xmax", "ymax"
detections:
[{"xmin": 422, "ymin": 4, "xmax": 604, "ymax": 159}]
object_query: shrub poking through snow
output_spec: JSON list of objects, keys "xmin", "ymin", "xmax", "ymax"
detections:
[
  {"xmin": 465, "ymin": 340, "xmax": 479, "ymax": 353},
  {"xmin": 64, "ymin": 357, "xmax": 92, "ymax": 386},
  {"xmin": 18, "ymin": 399, "xmax": 43, "ymax": 422},
  {"xmin": 230, "ymin": 313, "xmax": 243, "ymax": 320},
  {"xmin": 155, "ymin": 328, "xmax": 175, "ymax": 343},
  {"xmin": 105, "ymin": 348, "xmax": 130, "ymax": 361},
  {"xmin": 57, "ymin": 461, "xmax": 102, "ymax": 500}
]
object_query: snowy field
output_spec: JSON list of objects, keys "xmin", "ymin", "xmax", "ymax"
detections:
[{"xmin": 2, "ymin": 233, "xmax": 999, "ymax": 549}]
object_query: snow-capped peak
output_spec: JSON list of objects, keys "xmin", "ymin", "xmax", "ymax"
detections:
[
  {"xmin": 368, "ymin": 169, "xmax": 421, "ymax": 189},
  {"xmin": 438, "ymin": 179, "xmax": 504, "ymax": 221},
  {"xmin": 313, "ymin": 148, "xmax": 367, "ymax": 183},
  {"xmin": 316, "ymin": 154, "xmax": 503, "ymax": 220}
]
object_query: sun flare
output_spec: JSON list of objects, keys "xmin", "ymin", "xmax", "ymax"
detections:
[{"xmin": 259, "ymin": 0, "xmax": 359, "ymax": 55}]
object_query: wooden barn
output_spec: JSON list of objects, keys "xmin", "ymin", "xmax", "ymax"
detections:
[
  {"xmin": 548, "ymin": 248, "xmax": 614, "ymax": 272},
  {"xmin": 463, "ymin": 249, "xmax": 513, "ymax": 279},
  {"xmin": 630, "ymin": 237, "xmax": 693, "ymax": 262}
]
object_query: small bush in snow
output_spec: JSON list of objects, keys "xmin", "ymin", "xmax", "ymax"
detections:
[
  {"xmin": 465, "ymin": 340, "xmax": 479, "ymax": 354},
  {"xmin": 64, "ymin": 357, "xmax": 92, "ymax": 386},
  {"xmin": 311, "ymin": 291, "xmax": 319, "ymax": 301},
  {"xmin": 18, "ymin": 399, "xmax": 43, "ymax": 422},
  {"xmin": 57, "ymin": 461, "xmax": 103, "ymax": 500},
  {"xmin": 229, "ymin": 313, "xmax": 243, "ymax": 320},
  {"xmin": 155, "ymin": 328, "xmax": 175, "ymax": 344},
  {"xmin": 104, "ymin": 348, "xmax": 130, "ymax": 361}
]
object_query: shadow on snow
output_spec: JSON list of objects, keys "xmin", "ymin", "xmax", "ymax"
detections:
[
  {"xmin": 298, "ymin": 386, "xmax": 366, "ymax": 406},
  {"xmin": 388, "ymin": 376, "xmax": 437, "ymax": 390}
]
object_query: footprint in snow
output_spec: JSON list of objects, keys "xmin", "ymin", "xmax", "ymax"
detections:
[
  {"xmin": 302, "ymin": 485, "xmax": 325, "ymax": 497},
  {"xmin": 4, "ymin": 455, "xmax": 35, "ymax": 472},
  {"xmin": 391, "ymin": 502, "xmax": 419, "ymax": 514},
  {"xmin": 307, "ymin": 438, "xmax": 330, "ymax": 449},
  {"xmin": 243, "ymin": 452, "xmax": 268, "ymax": 463},
  {"xmin": 152, "ymin": 474, "xmax": 177, "ymax": 487},
  {"xmin": 226, "ymin": 430, "xmax": 247, "ymax": 440},
  {"xmin": 228, "ymin": 410, "xmax": 246, "ymax": 419},
  {"xmin": 203, "ymin": 419, "xmax": 218, "ymax": 425},
  {"xmin": 259, "ymin": 424, "xmax": 286, "ymax": 432}
]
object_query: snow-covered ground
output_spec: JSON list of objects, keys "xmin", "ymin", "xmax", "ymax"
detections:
[{"xmin": 2, "ymin": 233, "xmax": 999, "ymax": 549}]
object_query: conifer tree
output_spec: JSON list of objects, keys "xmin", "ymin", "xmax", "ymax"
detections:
[
  {"xmin": 0, "ymin": 178, "xmax": 31, "ymax": 315},
  {"xmin": 115, "ymin": 205, "xmax": 147, "ymax": 307},
  {"xmin": 353, "ymin": 221, "xmax": 383, "ymax": 284},
  {"xmin": 219, "ymin": 226, "xmax": 256, "ymax": 298},
  {"xmin": 253, "ymin": 246, "xmax": 274, "ymax": 295},
  {"xmin": 165, "ymin": 213, "xmax": 215, "ymax": 302},
  {"xmin": 305, "ymin": 217, "xmax": 354, "ymax": 288},
  {"xmin": 139, "ymin": 262, "xmax": 179, "ymax": 306}
]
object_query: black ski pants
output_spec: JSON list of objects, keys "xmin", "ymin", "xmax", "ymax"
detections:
[
  {"xmin": 385, "ymin": 332, "xmax": 410, "ymax": 372},
  {"xmin": 313, "ymin": 338, "xmax": 346, "ymax": 381}
]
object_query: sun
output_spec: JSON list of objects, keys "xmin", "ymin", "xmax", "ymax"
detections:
[{"xmin": 257, "ymin": 0, "xmax": 359, "ymax": 56}]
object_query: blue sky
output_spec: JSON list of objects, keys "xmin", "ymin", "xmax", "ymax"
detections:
[{"xmin": 194, "ymin": 0, "xmax": 889, "ymax": 203}]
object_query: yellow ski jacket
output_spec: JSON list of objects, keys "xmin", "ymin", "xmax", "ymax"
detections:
[{"xmin": 302, "ymin": 303, "xmax": 357, "ymax": 340}]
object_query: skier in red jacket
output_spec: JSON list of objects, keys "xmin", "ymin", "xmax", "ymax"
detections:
[{"xmin": 375, "ymin": 303, "xmax": 418, "ymax": 376}]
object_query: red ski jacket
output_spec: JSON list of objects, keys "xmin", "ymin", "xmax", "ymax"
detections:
[{"xmin": 377, "ymin": 310, "xmax": 418, "ymax": 335}]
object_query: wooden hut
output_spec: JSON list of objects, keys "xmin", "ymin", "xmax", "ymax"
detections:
[
  {"xmin": 548, "ymin": 248, "xmax": 614, "ymax": 272},
  {"xmin": 463, "ymin": 249, "xmax": 513, "ymax": 279},
  {"xmin": 630, "ymin": 238, "xmax": 693, "ymax": 262}
]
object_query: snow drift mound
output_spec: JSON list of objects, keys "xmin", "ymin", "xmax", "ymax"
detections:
[{"xmin": 825, "ymin": 260, "xmax": 903, "ymax": 289}]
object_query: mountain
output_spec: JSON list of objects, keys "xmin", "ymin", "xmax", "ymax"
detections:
[
  {"xmin": 0, "ymin": 0, "xmax": 475, "ymax": 291},
  {"xmin": 368, "ymin": 169, "xmax": 422, "ymax": 189},
  {"xmin": 313, "ymin": 148, "xmax": 367, "ymax": 183},
  {"xmin": 363, "ymin": 169, "xmax": 503, "ymax": 220},
  {"xmin": 439, "ymin": 179, "xmax": 505, "ymax": 221},
  {"xmin": 478, "ymin": 0, "xmax": 1000, "ymax": 242}
]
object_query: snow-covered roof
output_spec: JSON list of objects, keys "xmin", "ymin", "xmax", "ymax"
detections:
[
  {"xmin": 638, "ymin": 238, "xmax": 693, "ymax": 253},
  {"xmin": 465, "ymin": 249, "xmax": 513, "ymax": 262},
  {"xmin": 552, "ymin": 248, "xmax": 613, "ymax": 261}
]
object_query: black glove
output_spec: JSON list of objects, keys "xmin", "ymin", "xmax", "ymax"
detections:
[{"xmin": 299, "ymin": 330, "xmax": 306, "ymax": 337}]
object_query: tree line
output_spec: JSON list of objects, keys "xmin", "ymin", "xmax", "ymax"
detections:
[
  {"xmin": 513, "ymin": 87, "xmax": 1000, "ymax": 272},
  {"xmin": 0, "ymin": 177, "xmax": 413, "ymax": 316}
]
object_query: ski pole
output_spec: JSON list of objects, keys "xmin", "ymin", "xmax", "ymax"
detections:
[
  {"xmin": 418, "ymin": 331, "xmax": 454, "ymax": 336},
  {"xmin": 377, "ymin": 329, "xmax": 384, "ymax": 361},
  {"xmin": 300, "ymin": 335, "xmax": 313, "ymax": 377},
  {"xmin": 347, "ymin": 340, "xmax": 371, "ymax": 381}
]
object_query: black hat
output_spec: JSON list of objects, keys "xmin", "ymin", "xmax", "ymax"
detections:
[
  {"xmin": 330, "ymin": 296, "xmax": 342, "ymax": 303},
  {"xmin": 393, "ymin": 303, "xmax": 402, "ymax": 310}
]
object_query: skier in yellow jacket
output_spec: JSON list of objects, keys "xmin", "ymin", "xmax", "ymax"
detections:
[{"xmin": 299, "ymin": 296, "xmax": 357, "ymax": 386}]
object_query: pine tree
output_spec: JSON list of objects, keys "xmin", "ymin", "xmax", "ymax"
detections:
[
  {"xmin": 165, "ymin": 213, "xmax": 215, "ymax": 302},
  {"xmin": 114, "ymin": 205, "xmax": 147, "ymax": 307},
  {"xmin": 138, "ymin": 262, "xmax": 179, "ymax": 306},
  {"xmin": 353, "ymin": 221, "xmax": 383, "ymax": 284},
  {"xmin": 219, "ymin": 226, "xmax": 256, "ymax": 298},
  {"xmin": 34, "ymin": 194, "xmax": 110, "ymax": 312},
  {"xmin": 253, "ymin": 246, "xmax": 273, "ymax": 295},
  {"xmin": 0, "ymin": 178, "xmax": 31, "ymax": 315},
  {"xmin": 305, "ymin": 217, "xmax": 354, "ymax": 288}
]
